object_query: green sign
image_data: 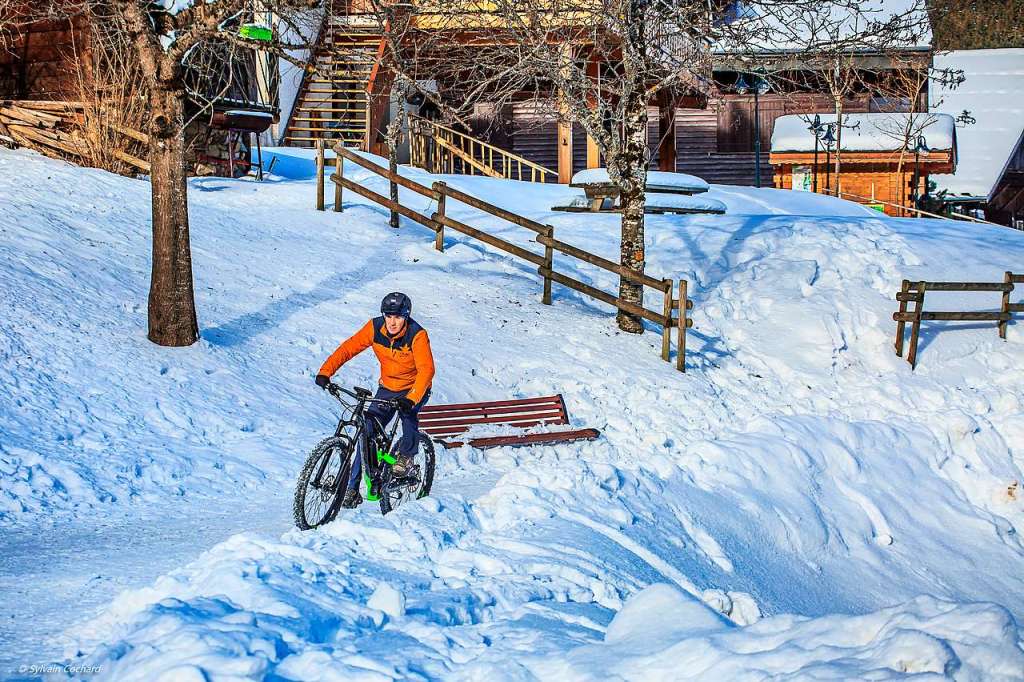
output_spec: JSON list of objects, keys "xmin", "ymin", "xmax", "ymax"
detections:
[{"xmin": 239, "ymin": 24, "xmax": 273, "ymax": 42}]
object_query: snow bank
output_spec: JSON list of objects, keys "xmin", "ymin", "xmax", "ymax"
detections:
[
  {"xmin": 771, "ymin": 113, "xmax": 956, "ymax": 153},
  {"xmin": 930, "ymin": 48, "xmax": 1024, "ymax": 197},
  {"xmin": 3, "ymin": 148, "xmax": 1024, "ymax": 677},
  {"xmin": 533, "ymin": 584, "xmax": 1024, "ymax": 680}
]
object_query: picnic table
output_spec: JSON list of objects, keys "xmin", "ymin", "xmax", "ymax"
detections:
[{"xmin": 553, "ymin": 168, "xmax": 723, "ymax": 215}]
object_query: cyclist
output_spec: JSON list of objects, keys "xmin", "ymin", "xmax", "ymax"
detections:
[{"xmin": 315, "ymin": 292, "xmax": 435, "ymax": 508}]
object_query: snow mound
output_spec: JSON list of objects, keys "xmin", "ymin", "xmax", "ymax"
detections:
[{"xmin": 536, "ymin": 585, "xmax": 1024, "ymax": 680}]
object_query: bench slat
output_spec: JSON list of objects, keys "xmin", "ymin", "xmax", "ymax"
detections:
[
  {"xmin": 418, "ymin": 402, "xmax": 567, "ymax": 421},
  {"xmin": 420, "ymin": 395, "xmax": 563, "ymax": 412},
  {"xmin": 438, "ymin": 428, "xmax": 601, "ymax": 450},
  {"xmin": 420, "ymin": 413, "xmax": 567, "ymax": 435}
]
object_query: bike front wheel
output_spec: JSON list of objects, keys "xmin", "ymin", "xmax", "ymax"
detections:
[
  {"xmin": 293, "ymin": 435, "xmax": 355, "ymax": 530},
  {"xmin": 379, "ymin": 432, "xmax": 436, "ymax": 516}
]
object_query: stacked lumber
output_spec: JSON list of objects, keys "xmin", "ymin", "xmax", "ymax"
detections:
[{"xmin": 0, "ymin": 100, "xmax": 150, "ymax": 173}]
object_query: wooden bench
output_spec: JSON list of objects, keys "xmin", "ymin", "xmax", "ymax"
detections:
[{"xmin": 418, "ymin": 394, "xmax": 601, "ymax": 449}]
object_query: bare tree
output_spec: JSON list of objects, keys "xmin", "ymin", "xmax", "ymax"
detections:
[
  {"xmin": 72, "ymin": 1, "xmax": 322, "ymax": 347},
  {"xmin": 870, "ymin": 55, "xmax": 964, "ymax": 212}
]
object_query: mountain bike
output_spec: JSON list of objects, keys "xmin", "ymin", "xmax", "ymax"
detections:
[{"xmin": 293, "ymin": 383, "xmax": 436, "ymax": 529}]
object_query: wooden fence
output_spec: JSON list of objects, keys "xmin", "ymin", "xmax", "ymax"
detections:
[
  {"xmin": 893, "ymin": 273, "xmax": 1022, "ymax": 368},
  {"xmin": 319, "ymin": 142, "xmax": 694, "ymax": 372}
]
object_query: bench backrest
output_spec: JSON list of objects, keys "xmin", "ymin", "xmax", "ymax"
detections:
[{"xmin": 418, "ymin": 394, "xmax": 569, "ymax": 440}]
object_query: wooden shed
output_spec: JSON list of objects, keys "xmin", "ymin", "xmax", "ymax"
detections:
[{"xmin": 769, "ymin": 113, "xmax": 957, "ymax": 216}]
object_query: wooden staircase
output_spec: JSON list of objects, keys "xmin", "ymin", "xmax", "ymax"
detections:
[{"xmin": 283, "ymin": 15, "xmax": 382, "ymax": 148}]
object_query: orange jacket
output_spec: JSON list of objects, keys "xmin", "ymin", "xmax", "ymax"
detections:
[{"xmin": 318, "ymin": 316, "xmax": 435, "ymax": 404}]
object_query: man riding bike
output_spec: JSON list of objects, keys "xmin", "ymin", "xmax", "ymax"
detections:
[{"xmin": 315, "ymin": 292, "xmax": 435, "ymax": 508}]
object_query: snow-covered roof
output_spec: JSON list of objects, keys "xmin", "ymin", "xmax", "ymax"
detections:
[
  {"xmin": 570, "ymin": 168, "xmax": 710, "ymax": 193},
  {"xmin": 929, "ymin": 48, "xmax": 1024, "ymax": 198},
  {"xmin": 714, "ymin": 0, "xmax": 931, "ymax": 53},
  {"xmin": 770, "ymin": 113, "xmax": 956, "ymax": 153}
]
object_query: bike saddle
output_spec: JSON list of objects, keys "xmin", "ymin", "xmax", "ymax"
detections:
[{"xmin": 353, "ymin": 386, "xmax": 372, "ymax": 399}]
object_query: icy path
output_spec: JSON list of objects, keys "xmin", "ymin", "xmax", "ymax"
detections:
[{"xmin": 0, "ymin": 495, "xmax": 292, "ymax": 674}]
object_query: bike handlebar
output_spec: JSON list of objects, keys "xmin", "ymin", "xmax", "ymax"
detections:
[{"xmin": 326, "ymin": 382, "xmax": 400, "ymax": 408}]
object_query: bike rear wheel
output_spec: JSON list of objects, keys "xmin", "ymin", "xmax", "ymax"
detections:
[
  {"xmin": 293, "ymin": 435, "xmax": 354, "ymax": 530},
  {"xmin": 379, "ymin": 432, "xmax": 436, "ymax": 515}
]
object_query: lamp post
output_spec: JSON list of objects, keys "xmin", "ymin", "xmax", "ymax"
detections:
[
  {"xmin": 808, "ymin": 114, "xmax": 822, "ymax": 193},
  {"xmin": 734, "ymin": 72, "xmax": 771, "ymax": 188},
  {"xmin": 822, "ymin": 123, "xmax": 836, "ymax": 193},
  {"xmin": 911, "ymin": 134, "xmax": 929, "ymax": 212}
]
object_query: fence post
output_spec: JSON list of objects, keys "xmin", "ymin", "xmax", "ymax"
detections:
[
  {"xmin": 661, "ymin": 278, "xmax": 673, "ymax": 362},
  {"xmin": 542, "ymin": 226, "xmax": 554, "ymax": 305},
  {"xmin": 434, "ymin": 181, "xmax": 446, "ymax": 252},
  {"xmin": 907, "ymin": 282, "xmax": 926, "ymax": 369},
  {"xmin": 676, "ymin": 279, "xmax": 689, "ymax": 373},
  {"xmin": 895, "ymin": 279, "xmax": 910, "ymax": 356},
  {"xmin": 334, "ymin": 153, "xmax": 343, "ymax": 212},
  {"xmin": 1000, "ymin": 271, "xmax": 1012, "ymax": 339},
  {"xmin": 315, "ymin": 139, "xmax": 325, "ymax": 211}
]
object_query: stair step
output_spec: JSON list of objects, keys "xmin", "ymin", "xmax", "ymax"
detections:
[
  {"xmin": 285, "ymin": 136, "xmax": 365, "ymax": 142},
  {"xmin": 292, "ymin": 118, "xmax": 366, "ymax": 124},
  {"xmin": 287, "ymin": 126, "xmax": 367, "ymax": 133},
  {"xmin": 296, "ymin": 100, "xmax": 368, "ymax": 106},
  {"xmin": 302, "ymin": 89, "xmax": 368, "ymax": 94},
  {"xmin": 297, "ymin": 107, "xmax": 367, "ymax": 112}
]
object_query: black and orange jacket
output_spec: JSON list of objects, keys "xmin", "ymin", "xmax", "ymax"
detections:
[{"xmin": 319, "ymin": 316, "xmax": 435, "ymax": 404}]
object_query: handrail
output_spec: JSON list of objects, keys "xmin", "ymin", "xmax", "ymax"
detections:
[
  {"xmin": 321, "ymin": 142, "xmax": 694, "ymax": 372},
  {"xmin": 408, "ymin": 113, "xmax": 558, "ymax": 183},
  {"xmin": 822, "ymin": 188, "xmax": 1001, "ymax": 226}
]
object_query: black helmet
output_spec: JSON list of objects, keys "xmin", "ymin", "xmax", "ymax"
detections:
[{"xmin": 381, "ymin": 292, "xmax": 412, "ymax": 318}]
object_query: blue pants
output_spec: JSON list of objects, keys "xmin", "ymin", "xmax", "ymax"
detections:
[{"xmin": 347, "ymin": 385, "xmax": 431, "ymax": 490}]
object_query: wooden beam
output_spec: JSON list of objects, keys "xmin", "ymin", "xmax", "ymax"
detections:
[
  {"xmin": 657, "ymin": 90, "xmax": 677, "ymax": 172},
  {"xmin": 557, "ymin": 43, "xmax": 573, "ymax": 184}
]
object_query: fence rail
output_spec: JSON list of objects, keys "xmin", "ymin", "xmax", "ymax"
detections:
[
  {"xmin": 320, "ymin": 142, "xmax": 693, "ymax": 372},
  {"xmin": 893, "ymin": 273, "xmax": 1022, "ymax": 369}
]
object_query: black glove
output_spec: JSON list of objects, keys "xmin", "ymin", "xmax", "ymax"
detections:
[
  {"xmin": 396, "ymin": 397, "xmax": 415, "ymax": 413},
  {"xmin": 315, "ymin": 374, "xmax": 331, "ymax": 389}
]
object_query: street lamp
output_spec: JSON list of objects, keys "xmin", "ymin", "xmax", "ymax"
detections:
[
  {"xmin": 808, "ymin": 114, "xmax": 822, "ymax": 193},
  {"xmin": 821, "ymin": 123, "xmax": 836, "ymax": 193},
  {"xmin": 911, "ymin": 134, "xmax": 929, "ymax": 210},
  {"xmin": 734, "ymin": 72, "xmax": 771, "ymax": 188}
]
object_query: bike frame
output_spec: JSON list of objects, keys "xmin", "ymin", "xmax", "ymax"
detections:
[{"xmin": 318, "ymin": 385, "xmax": 402, "ymax": 499}]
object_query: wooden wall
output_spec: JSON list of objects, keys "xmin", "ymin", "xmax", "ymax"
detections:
[{"xmin": 0, "ymin": 4, "xmax": 91, "ymax": 100}]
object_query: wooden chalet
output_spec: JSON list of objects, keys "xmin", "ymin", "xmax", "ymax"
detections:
[
  {"xmin": 769, "ymin": 113, "xmax": 957, "ymax": 216},
  {"xmin": 987, "ymin": 131, "xmax": 1024, "ymax": 228}
]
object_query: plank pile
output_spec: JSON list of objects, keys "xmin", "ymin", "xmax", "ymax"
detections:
[{"xmin": 0, "ymin": 100, "xmax": 150, "ymax": 173}]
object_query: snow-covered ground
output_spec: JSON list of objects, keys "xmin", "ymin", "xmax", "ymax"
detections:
[{"xmin": 1, "ymin": 146, "xmax": 1023, "ymax": 680}]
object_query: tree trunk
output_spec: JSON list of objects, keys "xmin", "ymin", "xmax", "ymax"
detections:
[
  {"xmin": 833, "ymin": 99, "xmax": 843, "ymax": 191},
  {"xmin": 146, "ymin": 84, "xmax": 199, "ymax": 346},
  {"xmin": 389, "ymin": 142, "xmax": 400, "ymax": 229},
  {"xmin": 612, "ymin": 92, "xmax": 649, "ymax": 334},
  {"xmin": 387, "ymin": 116, "xmax": 402, "ymax": 228}
]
